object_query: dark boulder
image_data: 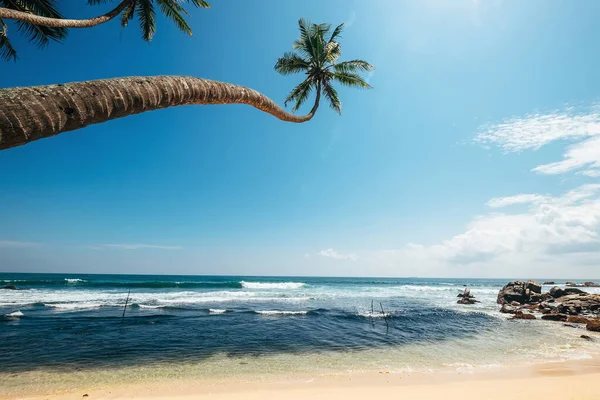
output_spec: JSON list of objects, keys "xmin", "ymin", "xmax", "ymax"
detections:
[
  {"xmin": 1, "ymin": 285, "xmax": 17, "ymax": 290},
  {"xmin": 549, "ymin": 286, "xmax": 586, "ymax": 298},
  {"xmin": 511, "ymin": 311, "xmax": 536, "ymax": 320},
  {"xmin": 586, "ymin": 319, "xmax": 600, "ymax": 332},
  {"xmin": 500, "ymin": 304, "xmax": 518, "ymax": 314},
  {"xmin": 584, "ymin": 282, "xmax": 600, "ymax": 287},
  {"xmin": 541, "ymin": 313, "xmax": 568, "ymax": 322},
  {"xmin": 581, "ymin": 335, "xmax": 594, "ymax": 341},
  {"xmin": 567, "ymin": 316, "xmax": 590, "ymax": 324},
  {"xmin": 543, "ymin": 281, "xmax": 555, "ymax": 285},
  {"xmin": 457, "ymin": 297, "xmax": 479, "ymax": 305},
  {"xmin": 497, "ymin": 281, "xmax": 543, "ymax": 304}
]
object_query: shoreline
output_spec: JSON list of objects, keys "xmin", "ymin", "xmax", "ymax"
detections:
[{"xmin": 6, "ymin": 356, "xmax": 600, "ymax": 400}]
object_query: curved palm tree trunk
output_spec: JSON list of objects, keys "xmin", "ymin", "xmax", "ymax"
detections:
[
  {"xmin": 0, "ymin": 76, "xmax": 319, "ymax": 150},
  {"xmin": 0, "ymin": 0, "xmax": 131, "ymax": 28}
]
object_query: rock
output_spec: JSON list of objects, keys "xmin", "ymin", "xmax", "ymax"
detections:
[
  {"xmin": 586, "ymin": 319, "xmax": 600, "ymax": 332},
  {"xmin": 581, "ymin": 335, "xmax": 594, "ymax": 341},
  {"xmin": 457, "ymin": 297, "xmax": 479, "ymax": 305},
  {"xmin": 555, "ymin": 294, "xmax": 600, "ymax": 314},
  {"xmin": 549, "ymin": 286, "xmax": 586, "ymax": 298},
  {"xmin": 566, "ymin": 282, "xmax": 577, "ymax": 287},
  {"xmin": 511, "ymin": 311, "xmax": 536, "ymax": 320},
  {"xmin": 500, "ymin": 304, "xmax": 518, "ymax": 314},
  {"xmin": 511, "ymin": 301, "xmax": 521, "ymax": 307},
  {"xmin": 568, "ymin": 316, "xmax": 591, "ymax": 324},
  {"xmin": 541, "ymin": 313, "xmax": 568, "ymax": 322},
  {"xmin": 526, "ymin": 280, "xmax": 542, "ymax": 294},
  {"xmin": 543, "ymin": 281, "xmax": 555, "ymax": 285},
  {"xmin": 1, "ymin": 285, "xmax": 17, "ymax": 290},
  {"xmin": 497, "ymin": 281, "xmax": 527, "ymax": 304},
  {"xmin": 583, "ymin": 281, "xmax": 600, "ymax": 287}
]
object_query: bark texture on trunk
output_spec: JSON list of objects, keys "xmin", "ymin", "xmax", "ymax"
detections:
[
  {"xmin": 0, "ymin": 0, "xmax": 131, "ymax": 28},
  {"xmin": 0, "ymin": 76, "xmax": 318, "ymax": 150}
]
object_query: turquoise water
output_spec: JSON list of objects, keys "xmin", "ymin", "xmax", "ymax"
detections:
[{"xmin": 1, "ymin": 273, "xmax": 599, "ymax": 395}]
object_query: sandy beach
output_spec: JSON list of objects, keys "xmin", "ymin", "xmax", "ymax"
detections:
[{"xmin": 11, "ymin": 357, "xmax": 600, "ymax": 400}]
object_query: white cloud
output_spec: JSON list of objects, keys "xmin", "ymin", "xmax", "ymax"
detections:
[
  {"xmin": 387, "ymin": 184, "xmax": 600, "ymax": 270},
  {"xmin": 0, "ymin": 240, "xmax": 38, "ymax": 248},
  {"xmin": 474, "ymin": 104, "xmax": 600, "ymax": 177},
  {"xmin": 317, "ymin": 248, "xmax": 358, "ymax": 261},
  {"xmin": 475, "ymin": 105, "xmax": 600, "ymax": 152},
  {"xmin": 486, "ymin": 194, "xmax": 549, "ymax": 208},
  {"xmin": 103, "ymin": 244, "xmax": 182, "ymax": 250}
]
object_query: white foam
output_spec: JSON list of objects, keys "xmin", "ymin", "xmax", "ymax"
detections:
[
  {"xmin": 209, "ymin": 309, "xmax": 228, "ymax": 314},
  {"xmin": 241, "ymin": 281, "xmax": 306, "ymax": 290},
  {"xmin": 4, "ymin": 311, "xmax": 24, "ymax": 317},
  {"xmin": 65, "ymin": 278, "xmax": 86, "ymax": 283},
  {"xmin": 357, "ymin": 311, "xmax": 391, "ymax": 318},
  {"xmin": 255, "ymin": 310, "xmax": 308, "ymax": 315}
]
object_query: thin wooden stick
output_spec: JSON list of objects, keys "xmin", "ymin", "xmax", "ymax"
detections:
[
  {"xmin": 122, "ymin": 289, "xmax": 131, "ymax": 322},
  {"xmin": 380, "ymin": 302, "xmax": 389, "ymax": 329},
  {"xmin": 371, "ymin": 299, "xmax": 375, "ymax": 327}
]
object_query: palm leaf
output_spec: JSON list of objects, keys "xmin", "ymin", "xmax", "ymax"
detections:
[
  {"xmin": 328, "ymin": 23, "xmax": 343, "ymax": 43},
  {"xmin": 121, "ymin": 0, "xmax": 136, "ymax": 26},
  {"xmin": 0, "ymin": 19, "xmax": 17, "ymax": 61},
  {"xmin": 187, "ymin": 0, "xmax": 210, "ymax": 7},
  {"xmin": 322, "ymin": 81, "xmax": 341, "ymax": 114},
  {"xmin": 331, "ymin": 71, "xmax": 371, "ymax": 88},
  {"xmin": 3, "ymin": 0, "xmax": 66, "ymax": 47},
  {"xmin": 284, "ymin": 78, "xmax": 315, "ymax": 111},
  {"xmin": 156, "ymin": 0, "xmax": 192, "ymax": 35},
  {"xmin": 274, "ymin": 52, "xmax": 309, "ymax": 75},
  {"xmin": 332, "ymin": 60, "xmax": 374, "ymax": 73},
  {"xmin": 136, "ymin": 0, "xmax": 156, "ymax": 41}
]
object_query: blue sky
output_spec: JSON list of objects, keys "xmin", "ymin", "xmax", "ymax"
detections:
[{"xmin": 2, "ymin": 0, "xmax": 600, "ymax": 278}]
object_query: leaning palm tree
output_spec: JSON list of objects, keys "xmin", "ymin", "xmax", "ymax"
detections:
[
  {"xmin": 0, "ymin": 0, "xmax": 210, "ymax": 61},
  {"xmin": 275, "ymin": 19, "xmax": 373, "ymax": 119},
  {"xmin": 0, "ymin": 19, "xmax": 373, "ymax": 151}
]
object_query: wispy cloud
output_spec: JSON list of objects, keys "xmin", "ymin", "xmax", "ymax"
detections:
[
  {"xmin": 486, "ymin": 194, "xmax": 549, "ymax": 208},
  {"xmin": 0, "ymin": 240, "xmax": 39, "ymax": 248},
  {"xmin": 475, "ymin": 104, "xmax": 600, "ymax": 177},
  {"xmin": 102, "ymin": 244, "xmax": 183, "ymax": 250},
  {"xmin": 317, "ymin": 248, "xmax": 358, "ymax": 261}
]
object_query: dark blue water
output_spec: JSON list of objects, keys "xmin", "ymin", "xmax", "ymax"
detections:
[{"xmin": 0, "ymin": 273, "xmax": 508, "ymax": 373}]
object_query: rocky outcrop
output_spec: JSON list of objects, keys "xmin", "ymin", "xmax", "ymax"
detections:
[
  {"xmin": 500, "ymin": 303, "xmax": 518, "ymax": 314},
  {"xmin": 568, "ymin": 316, "xmax": 591, "ymax": 324},
  {"xmin": 497, "ymin": 281, "xmax": 542, "ymax": 304},
  {"xmin": 549, "ymin": 286, "xmax": 586, "ymax": 298},
  {"xmin": 543, "ymin": 281, "xmax": 555, "ymax": 285},
  {"xmin": 587, "ymin": 319, "xmax": 600, "ymax": 332},
  {"xmin": 566, "ymin": 282, "xmax": 577, "ymax": 286},
  {"xmin": 0, "ymin": 285, "xmax": 17, "ymax": 290},
  {"xmin": 581, "ymin": 335, "xmax": 594, "ymax": 341},
  {"xmin": 457, "ymin": 288, "xmax": 479, "ymax": 305},
  {"xmin": 541, "ymin": 313, "xmax": 568, "ymax": 322},
  {"xmin": 584, "ymin": 282, "xmax": 600, "ymax": 287},
  {"xmin": 511, "ymin": 311, "xmax": 536, "ymax": 320}
]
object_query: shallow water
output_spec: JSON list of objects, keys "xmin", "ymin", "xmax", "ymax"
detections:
[{"xmin": 1, "ymin": 274, "xmax": 599, "ymax": 396}]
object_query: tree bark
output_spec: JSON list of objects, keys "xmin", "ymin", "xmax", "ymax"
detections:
[
  {"xmin": 0, "ymin": 0, "xmax": 132, "ymax": 29},
  {"xmin": 0, "ymin": 76, "xmax": 319, "ymax": 150}
]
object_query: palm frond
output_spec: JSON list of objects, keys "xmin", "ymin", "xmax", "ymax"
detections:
[
  {"xmin": 121, "ymin": 0, "xmax": 136, "ymax": 26},
  {"xmin": 322, "ymin": 81, "xmax": 341, "ymax": 114},
  {"xmin": 332, "ymin": 60, "xmax": 374, "ymax": 73},
  {"xmin": 156, "ymin": 0, "xmax": 192, "ymax": 35},
  {"xmin": 328, "ymin": 23, "xmax": 343, "ymax": 43},
  {"xmin": 3, "ymin": 0, "xmax": 66, "ymax": 47},
  {"xmin": 0, "ymin": 19, "xmax": 17, "ymax": 61},
  {"xmin": 274, "ymin": 52, "xmax": 310, "ymax": 75},
  {"xmin": 284, "ymin": 78, "xmax": 315, "ymax": 111},
  {"xmin": 331, "ymin": 71, "xmax": 371, "ymax": 88},
  {"xmin": 136, "ymin": 0, "xmax": 156, "ymax": 41},
  {"xmin": 187, "ymin": 0, "xmax": 210, "ymax": 7}
]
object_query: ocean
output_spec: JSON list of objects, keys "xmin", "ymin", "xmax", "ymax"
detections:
[{"xmin": 1, "ymin": 273, "xmax": 599, "ymax": 396}]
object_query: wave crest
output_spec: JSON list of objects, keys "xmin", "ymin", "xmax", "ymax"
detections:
[{"xmin": 240, "ymin": 281, "xmax": 306, "ymax": 290}]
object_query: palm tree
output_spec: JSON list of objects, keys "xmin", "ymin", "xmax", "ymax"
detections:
[
  {"xmin": 275, "ymin": 19, "xmax": 373, "ymax": 119},
  {"xmin": 0, "ymin": 19, "xmax": 373, "ymax": 151},
  {"xmin": 0, "ymin": 0, "xmax": 210, "ymax": 61}
]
